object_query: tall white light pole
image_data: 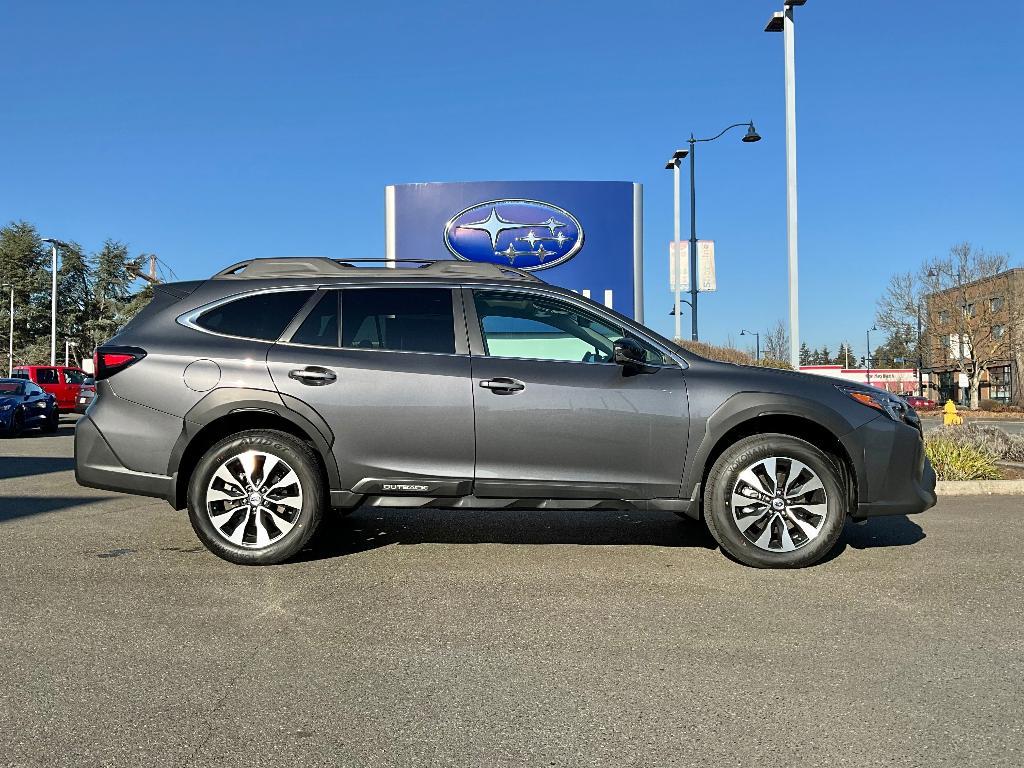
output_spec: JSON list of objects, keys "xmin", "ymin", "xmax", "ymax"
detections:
[
  {"xmin": 1, "ymin": 283, "xmax": 12, "ymax": 376},
  {"xmin": 766, "ymin": 0, "xmax": 806, "ymax": 369},
  {"xmin": 665, "ymin": 149, "xmax": 688, "ymax": 341},
  {"xmin": 41, "ymin": 238, "xmax": 69, "ymax": 367}
]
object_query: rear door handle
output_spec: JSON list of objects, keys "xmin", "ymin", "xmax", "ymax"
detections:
[
  {"xmin": 479, "ymin": 377, "xmax": 525, "ymax": 394},
  {"xmin": 288, "ymin": 367, "xmax": 337, "ymax": 386}
]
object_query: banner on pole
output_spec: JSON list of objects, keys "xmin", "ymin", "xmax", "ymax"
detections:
[{"xmin": 669, "ymin": 240, "xmax": 716, "ymax": 292}]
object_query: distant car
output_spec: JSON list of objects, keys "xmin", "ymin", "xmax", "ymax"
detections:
[
  {"xmin": 0, "ymin": 378, "xmax": 59, "ymax": 436},
  {"xmin": 75, "ymin": 376, "xmax": 96, "ymax": 413},
  {"xmin": 904, "ymin": 396, "xmax": 937, "ymax": 410},
  {"xmin": 11, "ymin": 365, "xmax": 88, "ymax": 413}
]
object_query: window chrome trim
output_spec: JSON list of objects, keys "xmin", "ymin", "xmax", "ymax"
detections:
[
  {"xmin": 466, "ymin": 283, "xmax": 685, "ymax": 369},
  {"xmin": 176, "ymin": 286, "xmax": 320, "ymax": 343}
]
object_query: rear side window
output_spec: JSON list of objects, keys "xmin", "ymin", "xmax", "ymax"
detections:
[
  {"xmin": 35, "ymin": 368, "xmax": 59, "ymax": 385},
  {"xmin": 290, "ymin": 292, "xmax": 339, "ymax": 347},
  {"xmin": 196, "ymin": 290, "xmax": 314, "ymax": 341},
  {"xmin": 341, "ymin": 288, "xmax": 455, "ymax": 354}
]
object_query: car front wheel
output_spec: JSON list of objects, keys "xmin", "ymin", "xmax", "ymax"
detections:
[
  {"xmin": 704, "ymin": 433, "xmax": 847, "ymax": 568},
  {"xmin": 187, "ymin": 429, "xmax": 325, "ymax": 565}
]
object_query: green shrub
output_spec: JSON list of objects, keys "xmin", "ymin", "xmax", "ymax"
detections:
[
  {"xmin": 924, "ymin": 435, "xmax": 1002, "ymax": 481},
  {"xmin": 927, "ymin": 423, "xmax": 1024, "ymax": 463}
]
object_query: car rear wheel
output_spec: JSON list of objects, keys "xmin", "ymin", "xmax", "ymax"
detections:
[
  {"xmin": 187, "ymin": 429, "xmax": 325, "ymax": 565},
  {"xmin": 704, "ymin": 433, "xmax": 847, "ymax": 568}
]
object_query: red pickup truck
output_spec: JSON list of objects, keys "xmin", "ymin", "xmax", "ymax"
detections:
[{"xmin": 11, "ymin": 365, "xmax": 89, "ymax": 413}]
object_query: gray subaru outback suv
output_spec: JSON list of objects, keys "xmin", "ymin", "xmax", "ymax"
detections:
[{"xmin": 75, "ymin": 257, "xmax": 936, "ymax": 567}]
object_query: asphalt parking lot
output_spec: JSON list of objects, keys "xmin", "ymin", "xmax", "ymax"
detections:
[{"xmin": 1, "ymin": 419, "xmax": 1022, "ymax": 767}]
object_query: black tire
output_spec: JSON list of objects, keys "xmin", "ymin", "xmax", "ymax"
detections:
[
  {"xmin": 704, "ymin": 433, "xmax": 847, "ymax": 568},
  {"xmin": 42, "ymin": 410, "xmax": 60, "ymax": 433},
  {"xmin": 187, "ymin": 429, "xmax": 326, "ymax": 565}
]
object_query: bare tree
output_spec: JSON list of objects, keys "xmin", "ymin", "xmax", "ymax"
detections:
[{"xmin": 763, "ymin": 320, "xmax": 790, "ymax": 364}]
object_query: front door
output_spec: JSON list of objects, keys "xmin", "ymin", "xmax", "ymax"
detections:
[
  {"xmin": 267, "ymin": 286, "xmax": 475, "ymax": 495},
  {"xmin": 466, "ymin": 288, "xmax": 689, "ymax": 500}
]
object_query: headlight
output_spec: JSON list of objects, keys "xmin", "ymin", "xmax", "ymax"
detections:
[{"xmin": 837, "ymin": 386, "xmax": 908, "ymax": 422}]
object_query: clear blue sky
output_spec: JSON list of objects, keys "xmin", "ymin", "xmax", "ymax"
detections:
[{"xmin": 3, "ymin": 1, "xmax": 1022, "ymax": 358}]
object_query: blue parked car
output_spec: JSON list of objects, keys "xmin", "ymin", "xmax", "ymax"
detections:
[{"xmin": 0, "ymin": 378, "xmax": 59, "ymax": 436}]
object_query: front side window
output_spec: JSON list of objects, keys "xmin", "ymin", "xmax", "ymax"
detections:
[
  {"xmin": 196, "ymin": 290, "xmax": 314, "ymax": 341},
  {"xmin": 63, "ymin": 369, "xmax": 87, "ymax": 384},
  {"xmin": 473, "ymin": 291, "xmax": 667, "ymax": 365},
  {"xmin": 341, "ymin": 288, "xmax": 455, "ymax": 354},
  {"xmin": 35, "ymin": 368, "xmax": 58, "ymax": 385}
]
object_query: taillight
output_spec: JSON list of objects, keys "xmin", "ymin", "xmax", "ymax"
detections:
[{"xmin": 94, "ymin": 346, "xmax": 147, "ymax": 380}]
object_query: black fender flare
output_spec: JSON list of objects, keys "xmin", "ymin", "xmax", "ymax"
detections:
[
  {"xmin": 168, "ymin": 387, "xmax": 341, "ymax": 489},
  {"xmin": 680, "ymin": 390, "xmax": 861, "ymax": 507}
]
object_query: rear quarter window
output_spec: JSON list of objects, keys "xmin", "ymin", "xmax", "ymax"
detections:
[{"xmin": 195, "ymin": 290, "xmax": 314, "ymax": 341}]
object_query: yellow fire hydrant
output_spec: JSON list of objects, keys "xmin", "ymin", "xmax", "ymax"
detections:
[{"xmin": 943, "ymin": 400, "xmax": 963, "ymax": 426}]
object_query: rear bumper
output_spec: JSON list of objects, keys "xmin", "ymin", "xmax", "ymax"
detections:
[
  {"xmin": 844, "ymin": 417, "xmax": 937, "ymax": 519},
  {"xmin": 74, "ymin": 415, "xmax": 177, "ymax": 504}
]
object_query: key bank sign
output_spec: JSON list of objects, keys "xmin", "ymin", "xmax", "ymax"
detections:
[{"xmin": 385, "ymin": 181, "xmax": 644, "ymax": 320}]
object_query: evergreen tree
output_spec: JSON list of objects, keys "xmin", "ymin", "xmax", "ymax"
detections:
[
  {"xmin": 56, "ymin": 241, "xmax": 92, "ymax": 365},
  {"xmin": 0, "ymin": 221, "xmax": 50, "ymax": 365},
  {"xmin": 820, "ymin": 345, "xmax": 831, "ymax": 366},
  {"xmin": 799, "ymin": 342, "xmax": 811, "ymax": 366},
  {"xmin": 89, "ymin": 239, "xmax": 144, "ymax": 348}
]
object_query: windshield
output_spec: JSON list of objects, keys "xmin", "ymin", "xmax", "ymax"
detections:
[{"xmin": 0, "ymin": 381, "xmax": 26, "ymax": 395}]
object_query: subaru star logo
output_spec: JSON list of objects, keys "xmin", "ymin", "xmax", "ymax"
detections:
[{"xmin": 443, "ymin": 199, "xmax": 584, "ymax": 271}]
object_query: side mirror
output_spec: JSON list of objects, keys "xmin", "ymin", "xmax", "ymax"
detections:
[{"xmin": 613, "ymin": 338, "xmax": 652, "ymax": 374}]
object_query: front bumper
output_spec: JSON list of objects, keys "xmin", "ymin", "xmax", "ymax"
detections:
[
  {"xmin": 843, "ymin": 415, "xmax": 937, "ymax": 519},
  {"xmin": 75, "ymin": 415, "xmax": 177, "ymax": 503}
]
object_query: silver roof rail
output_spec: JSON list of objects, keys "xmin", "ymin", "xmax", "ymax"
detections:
[{"xmin": 211, "ymin": 257, "xmax": 542, "ymax": 282}]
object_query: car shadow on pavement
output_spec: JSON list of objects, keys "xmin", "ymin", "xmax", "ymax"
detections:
[
  {"xmin": 0, "ymin": 495, "xmax": 110, "ymax": 523},
  {"xmin": 816, "ymin": 516, "xmax": 927, "ymax": 564},
  {"xmin": 0, "ymin": 456, "xmax": 76, "ymax": 480},
  {"xmin": 298, "ymin": 507, "xmax": 718, "ymax": 562},
  {"xmin": 299, "ymin": 508, "xmax": 928, "ymax": 564}
]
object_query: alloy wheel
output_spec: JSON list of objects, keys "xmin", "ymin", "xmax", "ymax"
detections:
[
  {"xmin": 206, "ymin": 450, "xmax": 304, "ymax": 549},
  {"xmin": 730, "ymin": 456, "xmax": 829, "ymax": 553}
]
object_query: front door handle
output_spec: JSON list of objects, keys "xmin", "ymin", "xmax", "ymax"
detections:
[
  {"xmin": 479, "ymin": 377, "xmax": 525, "ymax": 394},
  {"xmin": 288, "ymin": 366, "xmax": 337, "ymax": 386}
]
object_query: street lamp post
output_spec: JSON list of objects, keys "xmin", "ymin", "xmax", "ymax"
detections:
[
  {"xmin": 65, "ymin": 339, "xmax": 78, "ymax": 367},
  {"xmin": 665, "ymin": 149, "xmax": 689, "ymax": 341},
  {"xmin": 1, "ymin": 283, "xmax": 12, "ymax": 376},
  {"xmin": 41, "ymin": 238, "xmax": 69, "ymax": 367},
  {"xmin": 765, "ymin": 0, "xmax": 808, "ymax": 369},
  {"xmin": 866, "ymin": 325, "xmax": 878, "ymax": 387},
  {"xmin": 683, "ymin": 121, "xmax": 761, "ymax": 341},
  {"xmin": 740, "ymin": 329, "xmax": 761, "ymax": 361}
]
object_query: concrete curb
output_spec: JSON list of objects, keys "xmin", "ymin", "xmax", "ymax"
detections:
[{"xmin": 937, "ymin": 480, "xmax": 1024, "ymax": 496}]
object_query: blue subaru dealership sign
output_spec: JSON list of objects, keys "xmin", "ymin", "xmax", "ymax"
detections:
[{"xmin": 385, "ymin": 181, "xmax": 644, "ymax": 321}]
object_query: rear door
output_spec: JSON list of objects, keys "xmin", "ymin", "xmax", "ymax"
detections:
[
  {"xmin": 465, "ymin": 288, "xmax": 689, "ymax": 500},
  {"xmin": 267, "ymin": 285, "xmax": 476, "ymax": 495}
]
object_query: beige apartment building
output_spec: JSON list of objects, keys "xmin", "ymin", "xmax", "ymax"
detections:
[{"xmin": 925, "ymin": 268, "xmax": 1022, "ymax": 405}]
